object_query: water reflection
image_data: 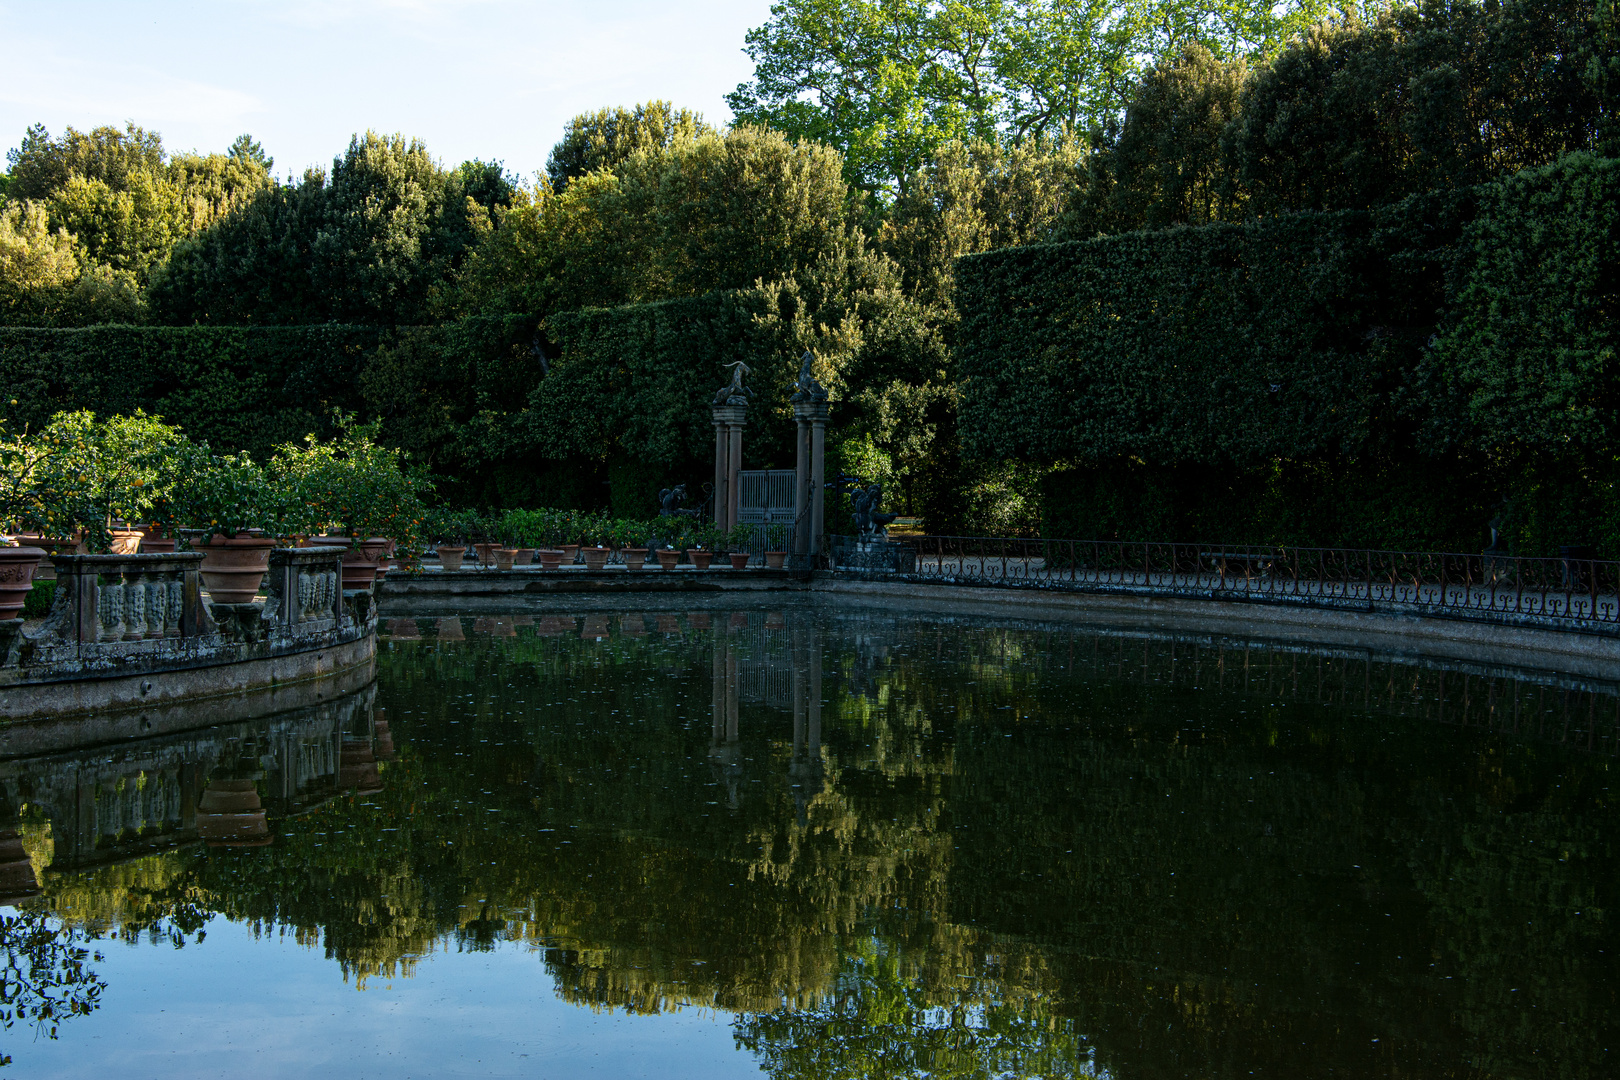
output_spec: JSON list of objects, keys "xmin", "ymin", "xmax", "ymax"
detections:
[{"xmin": 4, "ymin": 604, "xmax": 1619, "ymax": 1077}]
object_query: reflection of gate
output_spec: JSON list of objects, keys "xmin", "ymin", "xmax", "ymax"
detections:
[{"xmin": 736, "ymin": 470, "xmax": 796, "ymax": 563}]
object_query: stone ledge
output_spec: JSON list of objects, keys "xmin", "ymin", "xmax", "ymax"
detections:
[
  {"xmin": 814, "ymin": 578, "xmax": 1620, "ymax": 681},
  {"xmin": 0, "ymin": 631, "xmax": 378, "ymax": 729},
  {"xmin": 380, "ymin": 568, "xmax": 808, "ymax": 598}
]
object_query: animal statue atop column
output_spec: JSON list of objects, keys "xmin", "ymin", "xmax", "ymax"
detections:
[
  {"xmin": 714, "ymin": 361, "xmax": 753, "ymax": 405},
  {"xmin": 789, "ymin": 350, "xmax": 828, "ymax": 402}
]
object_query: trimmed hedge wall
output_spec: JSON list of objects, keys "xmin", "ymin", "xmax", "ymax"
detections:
[
  {"xmin": 0, "ymin": 324, "xmax": 382, "ymax": 461},
  {"xmin": 958, "ymin": 153, "xmax": 1619, "ymax": 555}
]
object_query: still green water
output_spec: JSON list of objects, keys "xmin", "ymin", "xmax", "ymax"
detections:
[{"xmin": 2, "ymin": 602, "xmax": 1616, "ymax": 1078}]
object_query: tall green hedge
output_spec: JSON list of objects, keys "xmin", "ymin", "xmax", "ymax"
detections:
[
  {"xmin": 535, "ymin": 291, "xmax": 805, "ymax": 513},
  {"xmin": 0, "ymin": 324, "xmax": 382, "ymax": 461},
  {"xmin": 957, "ymin": 153, "xmax": 1619, "ymax": 555}
]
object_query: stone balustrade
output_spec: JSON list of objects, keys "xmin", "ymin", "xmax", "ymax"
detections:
[
  {"xmin": 42, "ymin": 552, "xmax": 211, "ymax": 645},
  {"xmin": 0, "ymin": 548, "xmax": 376, "ymax": 720},
  {"xmin": 263, "ymin": 546, "xmax": 346, "ymax": 635}
]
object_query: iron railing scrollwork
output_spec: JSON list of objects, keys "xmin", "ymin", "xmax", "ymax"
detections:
[{"xmin": 832, "ymin": 536, "xmax": 1620, "ymax": 633}]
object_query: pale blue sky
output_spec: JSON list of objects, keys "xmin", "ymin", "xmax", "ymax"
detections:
[{"xmin": 1, "ymin": 0, "xmax": 775, "ymax": 183}]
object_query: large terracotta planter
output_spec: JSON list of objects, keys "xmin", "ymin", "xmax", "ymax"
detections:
[
  {"xmin": 139, "ymin": 525, "xmax": 177, "ymax": 554},
  {"xmin": 655, "ymin": 548, "xmax": 679, "ymax": 571},
  {"xmin": 620, "ymin": 547, "xmax": 647, "ymax": 570},
  {"xmin": 560, "ymin": 544, "xmax": 580, "ymax": 565},
  {"xmin": 13, "ymin": 536, "xmax": 82, "ymax": 581},
  {"xmin": 437, "ymin": 544, "xmax": 465, "ymax": 571},
  {"xmin": 196, "ymin": 779, "xmax": 271, "ymax": 848},
  {"xmin": 729, "ymin": 553, "xmax": 750, "ymax": 570},
  {"xmin": 338, "ymin": 739, "xmax": 383, "ymax": 794},
  {"xmin": 109, "ymin": 528, "xmax": 144, "ymax": 555},
  {"xmin": 537, "ymin": 549, "xmax": 564, "ymax": 570},
  {"xmin": 473, "ymin": 542, "xmax": 498, "ymax": 568},
  {"xmin": 582, "ymin": 545, "xmax": 610, "ymax": 571},
  {"xmin": 513, "ymin": 547, "xmax": 535, "ymax": 567},
  {"xmin": 0, "ymin": 547, "xmax": 45, "ymax": 621},
  {"xmin": 764, "ymin": 551, "xmax": 788, "ymax": 569},
  {"xmin": 689, "ymin": 550, "xmax": 714, "ymax": 570},
  {"xmin": 493, "ymin": 548, "xmax": 517, "ymax": 571},
  {"xmin": 199, "ymin": 534, "xmax": 276, "ymax": 604},
  {"xmin": 360, "ymin": 537, "xmax": 388, "ymax": 582}
]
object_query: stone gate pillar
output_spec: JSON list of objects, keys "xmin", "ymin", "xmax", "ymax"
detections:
[
  {"xmin": 711, "ymin": 403, "xmax": 747, "ymax": 533},
  {"xmin": 791, "ymin": 396, "xmax": 828, "ymax": 568}
]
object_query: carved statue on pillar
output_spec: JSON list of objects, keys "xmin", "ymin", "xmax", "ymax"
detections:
[
  {"xmin": 789, "ymin": 350, "xmax": 828, "ymax": 403},
  {"xmin": 714, "ymin": 361, "xmax": 753, "ymax": 405}
]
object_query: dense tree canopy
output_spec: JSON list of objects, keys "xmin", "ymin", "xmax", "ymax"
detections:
[{"xmin": 726, "ymin": 0, "xmax": 1359, "ymax": 195}]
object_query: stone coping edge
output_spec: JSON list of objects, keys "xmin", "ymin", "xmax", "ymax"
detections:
[
  {"xmin": 0, "ymin": 632, "xmax": 378, "ymax": 730},
  {"xmin": 813, "ymin": 579, "xmax": 1620, "ymax": 682}
]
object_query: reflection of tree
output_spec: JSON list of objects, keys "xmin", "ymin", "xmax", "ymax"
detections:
[
  {"xmin": 0, "ymin": 908, "xmax": 106, "ymax": 1066},
  {"xmin": 18, "ymin": 612, "xmax": 1620, "ymax": 1077},
  {"xmin": 737, "ymin": 937, "xmax": 1095, "ymax": 1079}
]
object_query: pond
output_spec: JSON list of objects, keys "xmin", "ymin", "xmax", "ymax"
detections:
[{"xmin": 1, "ymin": 601, "xmax": 1616, "ymax": 1078}]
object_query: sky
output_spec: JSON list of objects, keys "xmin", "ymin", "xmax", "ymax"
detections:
[{"xmin": 0, "ymin": 0, "xmax": 776, "ymax": 184}]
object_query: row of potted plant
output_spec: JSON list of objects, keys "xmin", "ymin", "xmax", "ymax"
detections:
[
  {"xmin": 425, "ymin": 507, "xmax": 793, "ymax": 571},
  {"xmin": 0, "ymin": 410, "xmax": 430, "ymax": 618}
]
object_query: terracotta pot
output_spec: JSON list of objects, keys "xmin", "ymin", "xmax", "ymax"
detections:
[
  {"xmin": 655, "ymin": 548, "xmax": 679, "ymax": 571},
  {"xmin": 560, "ymin": 544, "xmax": 580, "ymax": 564},
  {"xmin": 537, "ymin": 549, "xmax": 564, "ymax": 570},
  {"xmin": 620, "ymin": 547, "xmax": 647, "ymax": 570},
  {"xmin": 473, "ymin": 542, "xmax": 498, "ymax": 567},
  {"xmin": 199, "ymin": 534, "xmax": 276, "ymax": 604},
  {"xmin": 493, "ymin": 548, "xmax": 517, "ymax": 571},
  {"xmin": 0, "ymin": 547, "xmax": 45, "ymax": 621},
  {"xmin": 109, "ymin": 527, "xmax": 144, "ymax": 555},
  {"xmin": 12, "ymin": 536, "xmax": 82, "ymax": 581},
  {"xmin": 373, "ymin": 715, "xmax": 396, "ymax": 762},
  {"xmin": 196, "ymin": 779, "xmax": 271, "ymax": 847},
  {"xmin": 337, "ymin": 739, "xmax": 382, "ymax": 794},
  {"xmin": 343, "ymin": 537, "xmax": 387, "ymax": 591},
  {"xmin": 513, "ymin": 547, "xmax": 535, "ymax": 567},
  {"xmin": 437, "ymin": 544, "xmax": 465, "ymax": 571},
  {"xmin": 139, "ymin": 525, "xmax": 177, "ymax": 554},
  {"xmin": 689, "ymin": 550, "xmax": 714, "ymax": 570},
  {"xmin": 764, "ymin": 551, "xmax": 788, "ymax": 569},
  {"xmin": 582, "ymin": 545, "xmax": 610, "ymax": 571},
  {"xmin": 729, "ymin": 553, "xmax": 750, "ymax": 570}
]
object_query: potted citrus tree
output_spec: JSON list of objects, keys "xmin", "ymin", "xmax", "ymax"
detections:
[
  {"xmin": 271, "ymin": 419, "xmax": 427, "ymax": 591},
  {"xmin": 724, "ymin": 523, "xmax": 754, "ymax": 569},
  {"xmin": 170, "ymin": 446, "xmax": 281, "ymax": 605}
]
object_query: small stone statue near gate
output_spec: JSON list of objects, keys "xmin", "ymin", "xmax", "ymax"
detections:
[
  {"xmin": 852, "ymin": 483, "xmax": 898, "ymax": 542},
  {"xmin": 658, "ymin": 484, "xmax": 699, "ymax": 519},
  {"xmin": 714, "ymin": 361, "xmax": 753, "ymax": 406},
  {"xmin": 789, "ymin": 350, "xmax": 828, "ymax": 402}
]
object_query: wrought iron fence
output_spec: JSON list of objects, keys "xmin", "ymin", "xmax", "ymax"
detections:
[{"xmin": 831, "ymin": 536, "xmax": 1620, "ymax": 633}]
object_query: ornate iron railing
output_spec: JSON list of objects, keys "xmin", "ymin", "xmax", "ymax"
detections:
[{"xmin": 831, "ymin": 536, "xmax": 1620, "ymax": 633}]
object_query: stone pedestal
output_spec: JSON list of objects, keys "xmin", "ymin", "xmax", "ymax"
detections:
[
  {"xmin": 711, "ymin": 404, "xmax": 748, "ymax": 533},
  {"xmin": 791, "ymin": 398, "xmax": 828, "ymax": 569}
]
